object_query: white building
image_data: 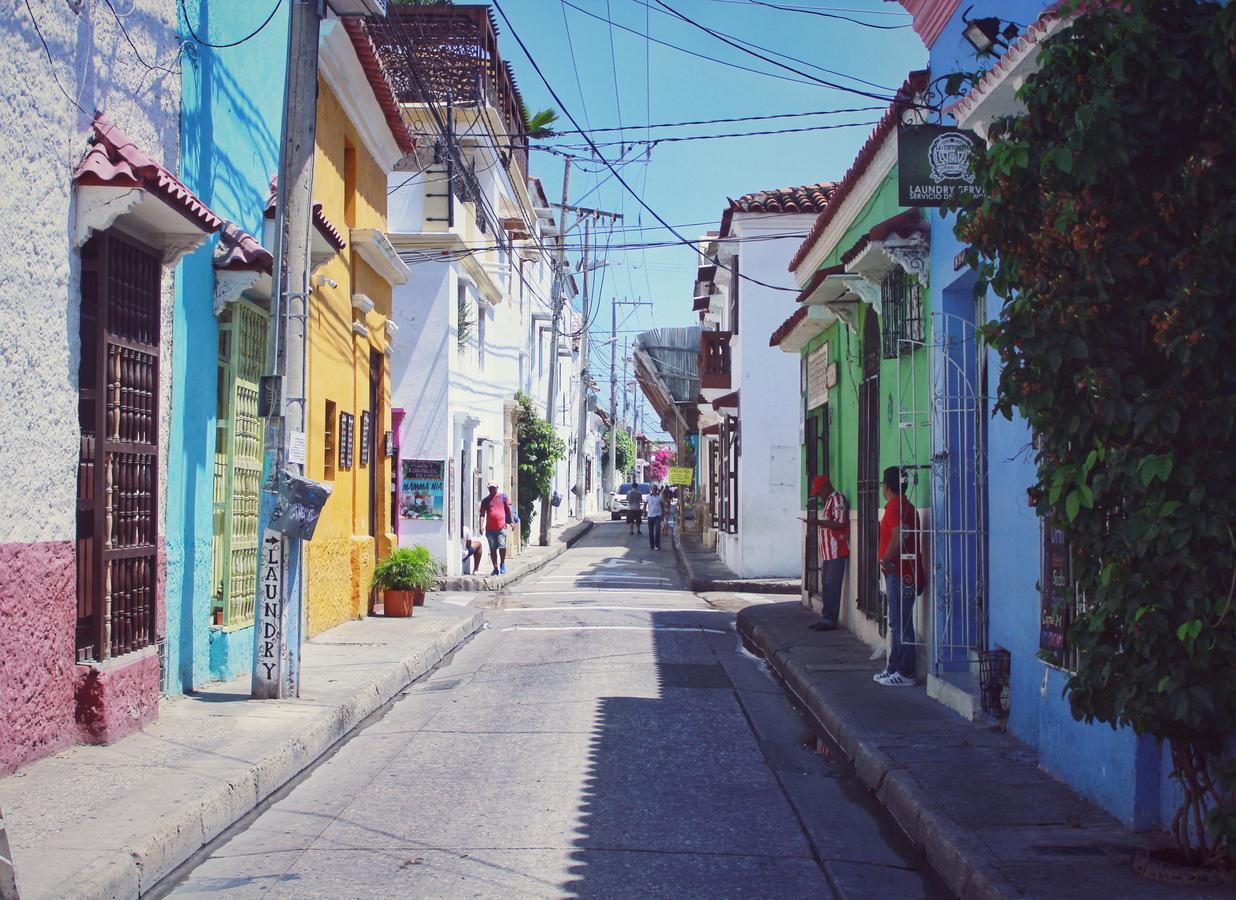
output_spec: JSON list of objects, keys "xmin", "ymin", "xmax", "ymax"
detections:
[{"xmin": 695, "ymin": 186, "xmax": 833, "ymax": 578}]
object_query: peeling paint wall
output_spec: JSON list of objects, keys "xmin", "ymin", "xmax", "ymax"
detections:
[{"xmin": 0, "ymin": 0, "xmax": 183, "ymax": 772}]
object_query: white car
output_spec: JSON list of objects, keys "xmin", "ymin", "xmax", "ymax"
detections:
[{"xmin": 609, "ymin": 482, "xmax": 650, "ymax": 520}]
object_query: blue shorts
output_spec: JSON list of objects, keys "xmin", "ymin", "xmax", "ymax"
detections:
[{"xmin": 486, "ymin": 529, "xmax": 507, "ymax": 552}]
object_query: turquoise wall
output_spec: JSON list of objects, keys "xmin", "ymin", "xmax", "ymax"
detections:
[{"xmin": 166, "ymin": 3, "xmax": 289, "ymax": 693}]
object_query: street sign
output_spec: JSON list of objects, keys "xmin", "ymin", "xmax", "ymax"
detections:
[
  {"xmin": 897, "ymin": 125, "xmax": 984, "ymax": 207},
  {"xmin": 667, "ymin": 467, "xmax": 694, "ymax": 486},
  {"xmin": 253, "ymin": 531, "xmax": 285, "ymax": 696}
]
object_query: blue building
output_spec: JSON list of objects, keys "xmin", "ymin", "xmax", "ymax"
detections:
[
  {"xmin": 165, "ymin": 3, "xmax": 290, "ymax": 693},
  {"xmin": 902, "ymin": 0, "xmax": 1177, "ymax": 830}
]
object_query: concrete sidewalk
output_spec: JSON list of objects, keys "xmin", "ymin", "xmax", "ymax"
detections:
[
  {"xmin": 737, "ymin": 601, "xmax": 1220, "ymax": 899},
  {"xmin": 437, "ymin": 513, "xmax": 598, "ymax": 592},
  {"xmin": 675, "ymin": 522, "xmax": 800, "ymax": 594},
  {"xmin": 0, "ymin": 604, "xmax": 483, "ymax": 900}
]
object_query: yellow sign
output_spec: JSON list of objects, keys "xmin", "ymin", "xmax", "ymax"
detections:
[{"xmin": 667, "ymin": 467, "xmax": 694, "ymax": 486}]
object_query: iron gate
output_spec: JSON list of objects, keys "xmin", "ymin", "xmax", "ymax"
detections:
[
  {"xmin": 856, "ymin": 311, "xmax": 883, "ymax": 630},
  {"xmin": 895, "ymin": 311, "xmax": 988, "ymax": 674}
]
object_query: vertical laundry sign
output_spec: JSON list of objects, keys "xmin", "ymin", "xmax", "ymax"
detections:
[{"xmin": 255, "ymin": 530, "xmax": 287, "ymax": 692}]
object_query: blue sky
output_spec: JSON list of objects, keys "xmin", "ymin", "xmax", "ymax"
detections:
[{"xmin": 494, "ymin": 0, "xmax": 927, "ymax": 434}]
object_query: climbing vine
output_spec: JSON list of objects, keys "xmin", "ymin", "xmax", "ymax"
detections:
[
  {"xmin": 514, "ymin": 391, "xmax": 565, "ymax": 542},
  {"xmin": 601, "ymin": 428, "xmax": 636, "ymax": 480},
  {"xmin": 951, "ymin": 0, "xmax": 1236, "ymax": 865}
]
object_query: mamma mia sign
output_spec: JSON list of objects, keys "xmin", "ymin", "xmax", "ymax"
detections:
[{"xmin": 898, "ymin": 125, "xmax": 984, "ymax": 207}]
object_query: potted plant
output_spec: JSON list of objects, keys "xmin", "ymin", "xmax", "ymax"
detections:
[{"xmin": 371, "ymin": 546, "xmax": 443, "ymax": 617}]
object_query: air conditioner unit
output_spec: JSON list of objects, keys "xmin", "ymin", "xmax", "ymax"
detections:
[{"xmin": 329, "ymin": 0, "xmax": 387, "ymax": 16}]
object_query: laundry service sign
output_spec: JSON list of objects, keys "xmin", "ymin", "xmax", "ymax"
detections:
[{"xmin": 898, "ymin": 125, "xmax": 984, "ymax": 207}]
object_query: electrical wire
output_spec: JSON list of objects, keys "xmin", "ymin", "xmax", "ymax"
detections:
[
  {"xmin": 24, "ymin": 0, "xmax": 87, "ymax": 116},
  {"xmin": 744, "ymin": 0, "xmax": 913, "ymax": 29},
  {"xmin": 103, "ymin": 0, "xmax": 181, "ymax": 75},
  {"xmin": 541, "ymin": 118, "xmax": 880, "ymax": 149},
  {"xmin": 502, "ymin": 105, "xmax": 886, "ymax": 137},
  {"xmin": 178, "ymin": 0, "xmax": 282, "ymax": 50}
]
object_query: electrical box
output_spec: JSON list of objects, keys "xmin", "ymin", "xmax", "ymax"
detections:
[{"xmin": 328, "ymin": 0, "xmax": 388, "ymax": 17}]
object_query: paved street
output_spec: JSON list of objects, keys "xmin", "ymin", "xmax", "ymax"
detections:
[{"xmin": 156, "ymin": 522, "xmax": 949, "ymax": 899}]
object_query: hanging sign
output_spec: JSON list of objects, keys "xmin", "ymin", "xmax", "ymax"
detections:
[
  {"xmin": 898, "ymin": 125, "xmax": 984, "ymax": 207},
  {"xmin": 806, "ymin": 343, "xmax": 830, "ymax": 410},
  {"xmin": 268, "ymin": 471, "xmax": 333, "ymax": 540},
  {"xmin": 667, "ymin": 467, "xmax": 694, "ymax": 486},
  {"xmin": 401, "ymin": 459, "xmax": 445, "ymax": 519}
]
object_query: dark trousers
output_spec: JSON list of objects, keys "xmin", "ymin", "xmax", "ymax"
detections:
[
  {"xmin": 648, "ymin": 516, "xmax": 662, "ymax": 549},
  {"xmin": 819, "ymin": 557, "xmax": 848, "ymax": 625},
  {"xmin": 885, "ymin": 571, "xmax": 917, "ymax": 677}
]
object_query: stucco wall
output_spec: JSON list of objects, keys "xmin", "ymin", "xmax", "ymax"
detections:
[
  {"xmin": 166, "ymin": 0, "xmax": 290, "ymax": 693},
  {"xmin": 305, "ymin": 75, "xmax": 394, "ymax": 637},
  {"xmin": 0, "ymin": 0, "xmax": 183, "ymax": 771}
]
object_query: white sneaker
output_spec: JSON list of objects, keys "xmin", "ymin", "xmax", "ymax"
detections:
[
  {"xmin": 873, "ymin": 670, "xmax": 892, "ymax": 683},
  {"xmin": 879, "ymin": 672, "xmax": 915, "ymax": 687}
]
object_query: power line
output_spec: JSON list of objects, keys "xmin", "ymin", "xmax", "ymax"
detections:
[
  {"xmin": 743, "ymin": 0, "xmax": 913, "ymax": 29},
  {"xmin": 103, "ymin": 0, "xmax": 181, "ymax": 75},
  {"xmin": 24, "ymin": 0, "xmax": 87, "ymax": 116},
  {"xmin": 179, "ymin": 0, "xmax": 282, "ymax": 50},
  {"xmin": 527, "ymin": 105, "xmax": 885, "ymax": 136},
  {"xmin": 541, "ymin": 118, "xmax": 880, "ymax": 149}
]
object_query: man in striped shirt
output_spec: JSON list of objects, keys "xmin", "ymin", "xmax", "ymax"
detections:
[{"xmin": 809, "ymin": 475, "xmax": 850, "ymax": 632}]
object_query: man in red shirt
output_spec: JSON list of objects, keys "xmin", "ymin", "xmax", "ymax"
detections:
[
  {"xmin": 807, "ymin": 475, "xmax": 849, "ymax": 632},
  {"xmin": 875, "ymin": 467, "xmax": 923, "ymax": 687},
  {"xmin": 479, "ymin": 481, "xmax": 513, "ymax": 576}
]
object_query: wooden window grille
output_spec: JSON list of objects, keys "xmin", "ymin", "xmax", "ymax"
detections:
[
  {"xmin": 324, "ymin": 400, "xmax": 337, "ymax": 478},
  {"xmin": 360, "ymin": 410, "xmax": 372, "ymax": 467},
  {"xmin": 76, "ymin": 231, "xmax": 161, "ymax": 662},
  {"xmin": 708, "ymin": 440, "xmax": 719, "ymax": 528},
  {"xmin": 803, "ymin": 407, "xmax": 830, "ymax": 595},
  {"xmin": 857, "ymin": 311, "xmax": 885, "ymax": 631},
  {"xmin": 727, "ymin": 417, "xmax": 739, "ymax": 534},
  {"xmin": 717, "ymin": 416, "xmax": 740, "ymax": 535},
  {"xmin": 728, "ymin": 256, "xmax": 740, "ymax": 335},
  {"xmin": 212, "ymin": 301, "xmax": 268, "ymax": 628},
  {"xmin": 339, "ymin": 412, "xmax": 355, "ymax": 470},
  {"xmin": 881, "ymin": 266, "xmax": 924, "ymax": 359}
]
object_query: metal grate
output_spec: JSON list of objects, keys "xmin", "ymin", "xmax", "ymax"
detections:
[
  {"xmin": 76, "ymin": 231, "xmax": 161, "ymax": 662},
  {"xmin": 881, "ymin": 266, "xmax": 924, "ymax": 359},
  {"xmin": 857, "ymin": 311, "xmax": 884, "ymax": 630}
]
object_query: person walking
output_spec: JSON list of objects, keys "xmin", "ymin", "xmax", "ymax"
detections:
[
  {"xmin": 808, "ymin": 475, "xmax": 849, "ymax": 632},
  {"xmin": 479, "ymin": 481, "xmax": 513, "ymax": 576},
  {"xmin": 646, "ymin": 484, "xmax": 664, "ymax": 550},
  {"xmin": 627, "ymin": 483, "xmax": 644, "ymax": 535},
  {"xmin": 663, "ymin": 486, "xmax": 678, "ymax": 549},
  {"xmin": 874, "ymin": 467, "xmax": 924, "ymax": 687}
]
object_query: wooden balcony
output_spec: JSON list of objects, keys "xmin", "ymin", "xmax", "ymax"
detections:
[{"xmin": 699, "ymin": 330, "xmax": 732, "ymax": 390}]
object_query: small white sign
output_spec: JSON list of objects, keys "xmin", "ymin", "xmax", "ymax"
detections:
[
  {"xmin": 253, "ymin": 530, "xmax": 284, "ymax": 697},
  {"xmin": 806, "ymin": 343, "xmax": 830, "ymax": 411},
  {"xmin": 287, "ymin": 431, "xmax": 307, "ymax": 466}
]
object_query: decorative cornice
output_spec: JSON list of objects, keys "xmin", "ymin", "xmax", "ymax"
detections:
[
  {"xmin": 883, "ymin": 232, "xmax": 930, "ymax": 281},
  {"xmin": 319, "ymin": 20, "xmax": 403, "ymax": 171},
  {"xmin": 351, "ymin": 293, "xmax": 375, "ymax": 314},
  {"xmin": 351, "ymin": 228, "xmax": 411, "ymax": 286},
  {"xmin": 213, "ymin": 270, "xmax": 263, "ymax": 316},
  {"xmin": 74, "ymin": 185, "xmax": 145, "ymax": 248}
]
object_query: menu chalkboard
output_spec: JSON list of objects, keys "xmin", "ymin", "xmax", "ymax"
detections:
[{"xmin": 1040, "ymin": 524, "xmax": 1071, "ymax": 664}]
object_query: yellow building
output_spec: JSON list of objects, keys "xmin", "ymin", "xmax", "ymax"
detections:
[{"xmin": 303, "ymin": 19, "xmax": 414, "ymax": 635}]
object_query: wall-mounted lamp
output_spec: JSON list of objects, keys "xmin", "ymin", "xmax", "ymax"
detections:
[{"xmin": 961, "ymin": 6, "xmax": 1020, "ymax": 55}]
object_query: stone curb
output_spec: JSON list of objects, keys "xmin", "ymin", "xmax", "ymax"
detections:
[
  {"xmin": 736, "ymin": 608, "xmax": 1011, "ymax": 900},
  {"xmin": 673, "ymin": 531, "xmax": 802, "ymax": 595},
  {"xmin": 68, "ymin": 610, "xmax": 484, "ymax": 900},
  {"xmin": 436, "ymin": 517, "xmax": 595, "ymax": 592}
]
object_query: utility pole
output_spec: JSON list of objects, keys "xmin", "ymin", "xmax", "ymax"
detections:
[
  {"xmin": 254, "ymin": 0, "xmax": 322, "ymax": 699},
  {"xmin": 572, "ymin": 215, "xmax": 592, "ymax": 519},
  {"xmin": 607, "ymin": 301, "xmax": 618, "ymax": 494},
  {"xmin": 539, "ymin": 157, "xmax": 570, "ymax": 546}
]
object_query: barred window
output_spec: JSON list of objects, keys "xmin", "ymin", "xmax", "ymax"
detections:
[{"xmin": 881, "ymin": 266, "xmax": 923, "ymax": 359}]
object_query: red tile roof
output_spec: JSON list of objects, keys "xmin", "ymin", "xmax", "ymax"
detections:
[
  {"xmin": 75, "ymin": 113, "xmax": 224, "ymax": 234},
  {"xmin": 214, "ymin": 222, "xmax": 273, "ymax": 274},
  {"xmin": 264, "ymin": 178, "xmax": 347, "ymax": 251},
  {"xmin": 719, "ymin": 182, "xmax": 834, "ymax": 238},
  {"xmin": 341, "ymin": 18, "xmax": 417, "ymax": 156},
  {"xmin": 894, "ymin": 1, "xmax": 961, "ymax": 49},
  {"xmin": 769, "ymin": 306, "xmax": 808, "ymax": 348},
  {"xmin": 788, "ymin": 70, "xmax": 930, "ymax": 275},
  {"xmin": 839, "ymin": 209, "xmax": 927, "ymax": 266}
]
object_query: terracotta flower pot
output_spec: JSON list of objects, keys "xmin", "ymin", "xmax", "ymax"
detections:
[
  {"xmin": 383, "ymin": 589, "xmax": 417, "ymax": 617},
  {"xmin": 412, "ymin": 590, "xmax": 426, "ymax": 607}
]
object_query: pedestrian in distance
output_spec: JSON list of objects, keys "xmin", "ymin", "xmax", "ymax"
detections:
[
  {"xmin": 461, "ymin": 522, "xmax": 483, "ymax": 575},
  {"xmin": 627, "ymin": 482, "xmax": 644, "ymax": 535},
  {"xmin": 479, "ymin": 481, "xmax": 513, "ymax": 576},
  {"xmin": 874, "ymin": 467, "xmax": 925, "ymax": 687},
  {"xmin": 646, "ymin": 484, "xmax": 664, "ymax": 550},
  {"xmin": 664, "ymin": 486, "xmax": 678, "ymax": 549},
  {"xmin": 807, "ymin": 474, "xmax": 849, "ymax": 633}
]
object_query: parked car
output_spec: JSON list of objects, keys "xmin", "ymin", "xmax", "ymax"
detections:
[{"xmin": 609, "ymin": 482, "xmax": 650, "ymax": 520}]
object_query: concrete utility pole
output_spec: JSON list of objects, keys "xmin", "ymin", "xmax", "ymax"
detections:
[
  {"xmin": 539, "ymin": 157, "xmax": 570, "ymax": 546},
  {"xmin": 607, "ymin": 297, "xmax": 651, "ymax": 489},
  {"xmin": 254, "ymin": 0, "xmax": 321, "ymax": 699},
  {"xmin": 572, "ymin": 216, "xmax": 592, "ymax": 518}
]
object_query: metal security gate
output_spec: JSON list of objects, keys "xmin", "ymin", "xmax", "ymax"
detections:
[
  {"xmin": 895, "ymin": 311, "xmax": 988, "ymax": 674},
  {"xmin": 212, "ymin": 300, "xmax": 268, "ymax": 629},
  {"xmin": 803, "ymin": 406, "xmax": 829, "ymax": 597},
  {"xmin": 76, "ymin": 231, "xmax": 161, "ymax": 662},
  {"xmin": 856, "ymin": 311, "xmax": 883, "ymax": 630}
]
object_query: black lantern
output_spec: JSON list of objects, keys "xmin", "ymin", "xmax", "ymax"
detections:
[{"xmin": 961, "ymin": 6, "xmax": 1020, "ymax": 55}]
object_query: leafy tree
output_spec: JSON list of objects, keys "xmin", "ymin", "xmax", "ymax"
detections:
[
  {"xmin": 601, "ymin": 428, "xmax": 637, "ymax": 479},
  {"xmin": 951, "ymin": 0, "xmax": 1236, "ymax": 865},
  {"xmin": 514, "ymin": 392, "xmax": 565, "ymax": 542}
]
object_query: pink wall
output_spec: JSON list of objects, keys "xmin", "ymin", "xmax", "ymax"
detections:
[
  {"xmin": 0, "ymin": 540, "xmax": 166, "ymax": 774},
  {"xmin": 0, "ymin": 540, "xmax": 77, "ymax": 773},
  {"xmin": 896, "ymin": 0, "xmax": 962, "ymax": 47}
]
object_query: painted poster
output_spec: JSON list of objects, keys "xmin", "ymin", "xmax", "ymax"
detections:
[{"xmin": 401, "ymin": 459, "xmax": 445, "ymax": 520}]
